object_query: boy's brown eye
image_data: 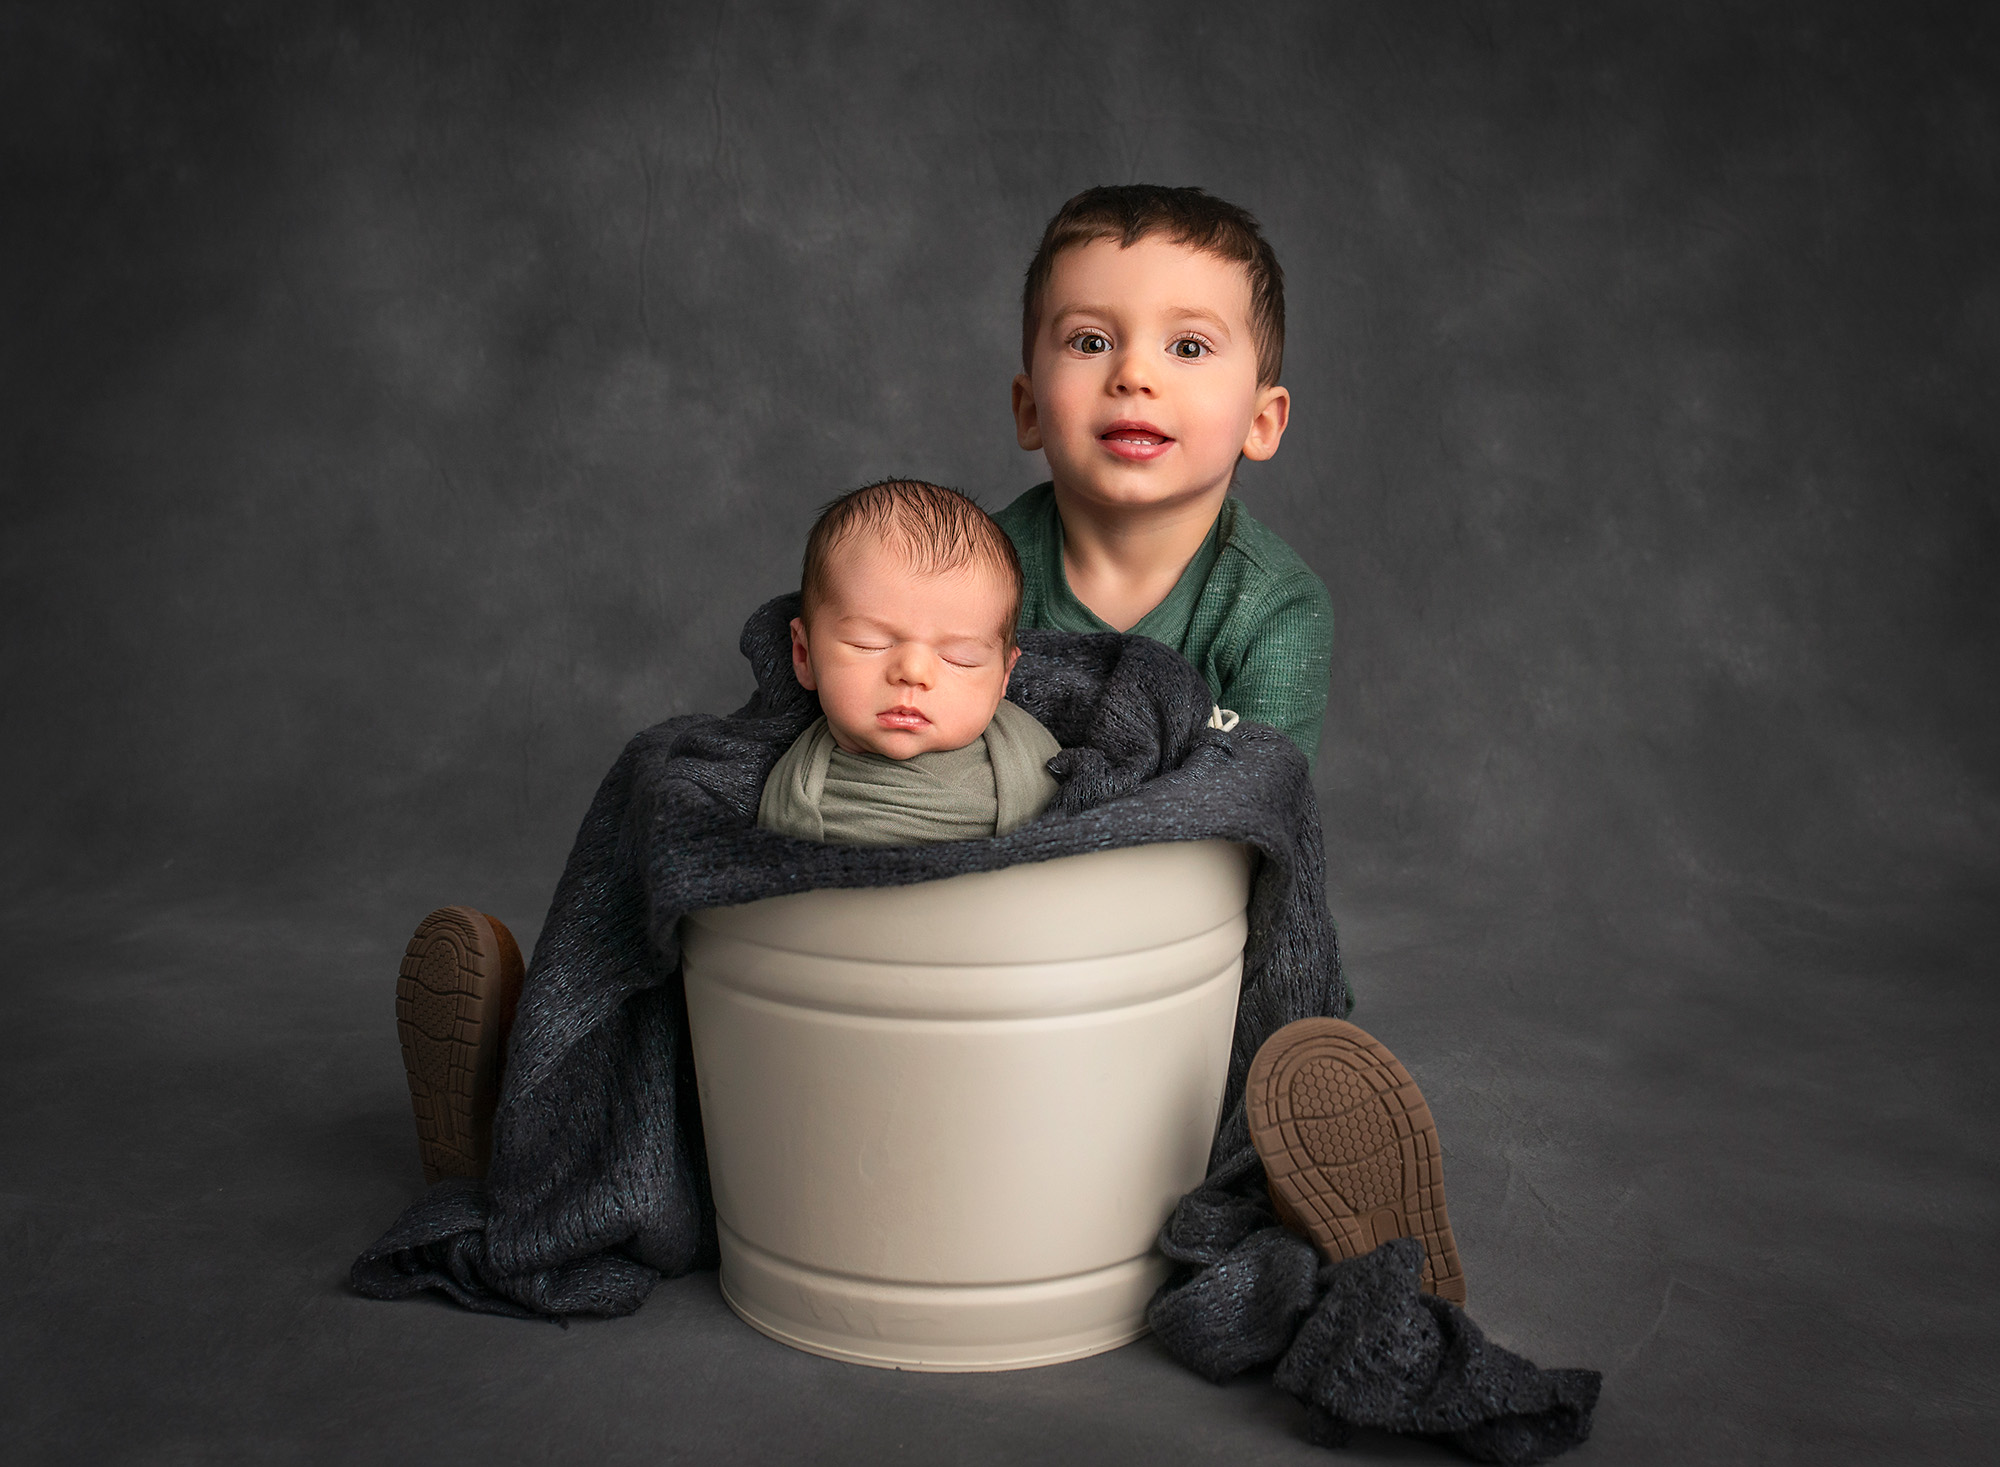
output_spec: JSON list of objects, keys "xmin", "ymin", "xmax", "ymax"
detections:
[
  {"xmin": 1172, "ymin": 338, "xmax": 1208, "ymax": 359},
  {"xmin": 1073, "ymin": 332, "xmax": 1110, "ymax": 354}
]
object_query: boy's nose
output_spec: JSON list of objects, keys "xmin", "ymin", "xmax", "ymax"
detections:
[{"xmin": 1109, "ymin": 348, "xmax": 1156, "ymax": 396}]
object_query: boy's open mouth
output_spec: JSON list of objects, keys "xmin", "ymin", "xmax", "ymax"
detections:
[
  {"xmin": 878, "ymin": 706, "xmax": 930, "ymax": 730},
  {"xmin": 1099, "ymin": 421, "xmax": 1174, "ymax": 462}
]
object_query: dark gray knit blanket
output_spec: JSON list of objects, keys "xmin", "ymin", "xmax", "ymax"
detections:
[{"xmin": 352, "ymin": 595, "xmax": 1598, "ymax": 1464}]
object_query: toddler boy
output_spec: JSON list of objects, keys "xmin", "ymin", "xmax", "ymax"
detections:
[
  {"xmin": 997, "ymin": 187, "xmax": 1478, "ymax": 1296},
  {"xmin": 1000, "ymin": 185, "xmax": 1334, "ymax": 762},
  {"xmin": 758, "ymin": 479, "xmax": 1060, "ymax": 845}
]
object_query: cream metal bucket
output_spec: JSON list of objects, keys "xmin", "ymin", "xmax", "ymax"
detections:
[{"xmin": 680, "ymin": 839, "xmax": 1251, "ymax": 1372}]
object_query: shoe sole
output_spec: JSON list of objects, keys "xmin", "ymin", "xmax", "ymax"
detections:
[
  {"xmin": 395, "ymin": 906, "xmax": 523, "ymax": 1184},
  {"xmin": 1246, "ymin": 1017, "xmax": 1467, "ymax": 1304}
]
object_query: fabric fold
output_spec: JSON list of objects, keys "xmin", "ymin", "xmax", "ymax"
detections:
[
  {"xmin": 1272, "ymin": 1239, "xmax": 1602, "ymax": 1465},
  {"xmin": 757, "ymin": 697, "xmax": 1059, "ymax": 846},
  {"xmin": 1148, "ymin": 1176, "xmax": 1600, "ymax": 1464}
]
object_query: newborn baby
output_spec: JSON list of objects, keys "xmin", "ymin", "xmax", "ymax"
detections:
[{"xmin": 759, "ymin": 479, "xmax": 1061, "ymax": 846}]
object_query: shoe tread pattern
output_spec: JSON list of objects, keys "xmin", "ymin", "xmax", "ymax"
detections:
[
  {"xmin": 1247, "ymin": 1017, "xmax": 1467, "ymax": 1304},
  {"xmin": 394, "ymin": 906, "xmax": 520, "ymax": 1184}
]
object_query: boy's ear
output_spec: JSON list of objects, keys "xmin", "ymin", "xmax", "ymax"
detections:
[
  {"xmin": 1010, "ymin": 374, "xmax": 1043, "ymax": 452},
  {"xmin": 1240, "ymin": 384, "xmax": 1290, "ymax": 462},
  {"xmin": 789, "ymin": 617, "xmax": 817, "ymax": 691}
]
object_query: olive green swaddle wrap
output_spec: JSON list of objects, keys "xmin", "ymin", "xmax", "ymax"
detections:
[{"xmin": 758, "ymin": 698, "xmax": 1061, "ymax": 846}]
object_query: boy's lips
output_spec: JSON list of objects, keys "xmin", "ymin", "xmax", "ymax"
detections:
[
  {"xmin": 877, "ymin": 706, "xmax": 931, "ymax": 730},
  {"xmin": 1099, "ymin": 421, "xmax": 1175, "ymax": 462}
]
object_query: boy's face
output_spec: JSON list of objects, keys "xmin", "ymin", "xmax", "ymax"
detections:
[
  {"xmin": 1011, "ymin": 235, "xmax": 1289, "ymax": 516},
  {"xmin": 791, "ymin": 535, "xmax": 1021, "ymax": 760}
]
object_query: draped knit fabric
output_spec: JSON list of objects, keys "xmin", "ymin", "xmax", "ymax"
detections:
[{"xmin": 350, "ymin": 594, "xmax": 1598, "ymax": 1465}]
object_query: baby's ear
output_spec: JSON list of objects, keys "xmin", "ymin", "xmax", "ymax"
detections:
[
  {"xmin": 1002, "ymin": 644, "xmax": 1021, "ymax": 691},
  {"xmin": 789, "ymin": 617, "xmax": 817, "ymax": 691}
]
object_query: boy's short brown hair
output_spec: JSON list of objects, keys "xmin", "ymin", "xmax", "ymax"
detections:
[
  {"xmin": 800, "ymin": 479, "xmax": 1024, "ymax": 648},
  {"xmin": 1020, "ymin": 184, "xmax": 1287, "ymax": 388}
]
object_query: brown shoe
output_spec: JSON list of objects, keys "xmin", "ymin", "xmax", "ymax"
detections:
[
  {"xmin": 395, "ymin": 906, "xmax": 524, "ymax": 1184},
  {"xmin": 1246, "ymin": 1017, "xmax": 1467, "ymax": 1304}
]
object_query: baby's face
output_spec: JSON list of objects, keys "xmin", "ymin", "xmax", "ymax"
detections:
[
  {"xmin": 1012, "ymin": 235, "xmax": 1289, "ymax": 517},
  {"xmin": 791, "ymin": 536, "xmax": 1020, "ymax": 760}
]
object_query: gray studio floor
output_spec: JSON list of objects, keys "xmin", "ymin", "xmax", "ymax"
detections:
[{"xmin": 5, "ymin": 866, "xmax": 1994, "ymax": 1465}]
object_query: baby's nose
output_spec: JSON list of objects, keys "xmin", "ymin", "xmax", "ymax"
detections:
[{"xmin": 889, "ymin": 647, "xmax": 936, "ymax": 686}]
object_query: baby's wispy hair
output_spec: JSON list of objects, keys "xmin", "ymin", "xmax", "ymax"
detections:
[{"xmin": 800, "ymin": 479, "xmax": 1024, "ymax": 647}]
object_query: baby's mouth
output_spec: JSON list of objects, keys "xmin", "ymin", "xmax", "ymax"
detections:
[{"xmin": 877, "ymin": 706, "xmax": 930, "ymax": 730}]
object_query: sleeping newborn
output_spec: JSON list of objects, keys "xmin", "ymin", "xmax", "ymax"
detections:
[{"xmin": 759, "ymin": 479, "xmax": 1059, "ymax": 846}]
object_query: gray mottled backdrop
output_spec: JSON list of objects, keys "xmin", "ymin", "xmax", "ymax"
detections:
[
  {"xmin": 4, "ymin": 4, "xmax": 1998, "ymax": 1463},
  {"xmin": 9, "ymin": 0, "xmax": 1993, "ymax": 914}
]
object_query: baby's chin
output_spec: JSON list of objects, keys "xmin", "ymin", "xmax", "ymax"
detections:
[{"xmin": 830, "ymin": 721, "xmax": 980, "ymax": 761}]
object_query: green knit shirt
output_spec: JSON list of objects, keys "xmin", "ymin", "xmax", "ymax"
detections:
[{"xmin": 994, "ymin": 483, "xmax": 1334, "ymax": 762}]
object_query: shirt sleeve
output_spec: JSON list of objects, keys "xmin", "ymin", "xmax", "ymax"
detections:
[{"xmin": 1212, "ymin": 572, "xmax": 1335, "ymax": 765}]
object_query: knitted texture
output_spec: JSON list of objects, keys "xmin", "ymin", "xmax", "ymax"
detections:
[
  {"xmin": 353, "ymin": 593, "xmax": 1345, "ymax": 1316},
  {"xmin": 995, "ymin": 484, "xmax": 1336, "ymax": 761},
  {"xmin": 1150, "ymin": 1168, "xmax": 1602, "ymax": 1464}
]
